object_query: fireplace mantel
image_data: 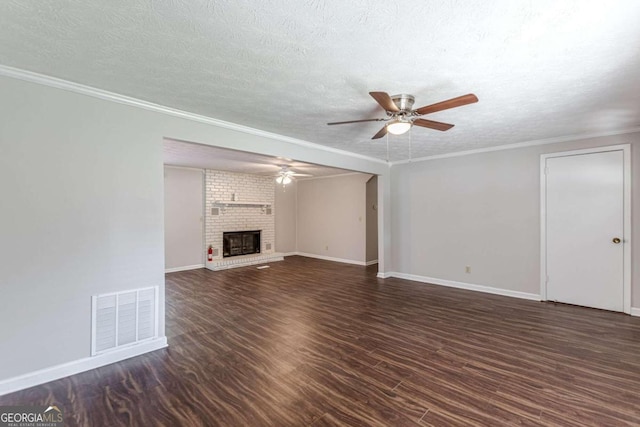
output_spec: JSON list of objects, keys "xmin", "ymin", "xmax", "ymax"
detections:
[
  {"xmin": 212, "ymin": 201, "xmax": 272, "ymax": 214},
  {"xmin": 213, "ymin": 201, "xmax": 271, "ymax": 207}
]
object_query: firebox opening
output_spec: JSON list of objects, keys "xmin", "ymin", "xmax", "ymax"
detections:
[{"xmin": 223, "ymin": 230, "xmax": 261, "ymax": 258}]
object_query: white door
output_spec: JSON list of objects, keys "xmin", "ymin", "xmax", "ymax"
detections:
[{"xmin": 544, "ymin": 150, "xmax": 624, "ymax": 311}]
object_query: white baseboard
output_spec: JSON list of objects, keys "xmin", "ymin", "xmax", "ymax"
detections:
[
  {"xmin": 387, "ymin": 272, "xmax": 541, "ymax": 301},
  {"xmin": 0, "ymin": 337, "xmax": 168, "ymax": 396},
  {"xmin": 295, "ymin": 252, "xmax": 367, "ymax": 266},
  {"xmin": 631, "ymin": 307, "xmax": 640, "ymax": 317},
  {"xmin": 365, "ymin": 259, "xmax": 379, "ymax": 266},
  {"xmin": 164, "ymin": 264, "xmax": 204, "ymax": 273},
  {"xmin": 376, "ymin": 272, "xmax": 392, "ymax": 279},
  {"xmin": 281, "ymin": 252, "xmax": 299, "ymax": 257}
]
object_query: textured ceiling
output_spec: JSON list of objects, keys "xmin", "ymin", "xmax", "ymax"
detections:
[
  {"xmin": 1, "ymin": 1, "xmax": 640, "ymax": 161},
  {"xmin": 164, "ymin": 139, "xmax": 354, "ymax": 177}
]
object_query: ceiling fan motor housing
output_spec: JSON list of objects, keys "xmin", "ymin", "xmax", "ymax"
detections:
[{"xmin": 391, "ymin": 94, "xmax": 415, "ymax": 112}]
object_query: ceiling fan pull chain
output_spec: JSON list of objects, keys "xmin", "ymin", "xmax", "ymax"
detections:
[
  {"xmin": 386, "ymin": 132, "xmax": 390, "ymax": 163},
  {"xmin": 409, "ymin": 127, "xmax": 413, "ymax": 162}
]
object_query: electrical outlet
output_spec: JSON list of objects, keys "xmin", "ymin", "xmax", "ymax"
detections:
[{"xmin": 465, "ymin": 266, "xmax": 471, "ymax": 274}]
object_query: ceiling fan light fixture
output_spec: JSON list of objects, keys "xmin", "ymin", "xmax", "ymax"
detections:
[
  {"xmin": 387, "ymin": 119, "xmax": 412, "ymax": 135},
  {"xmin": 276, "ymin": 175, "xmax": 292, "ymax": 185}
]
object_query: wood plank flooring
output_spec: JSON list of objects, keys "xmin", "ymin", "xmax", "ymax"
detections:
[{"xmin": 2, "ymin": 256, "xmax": 640, "ymax": 426}]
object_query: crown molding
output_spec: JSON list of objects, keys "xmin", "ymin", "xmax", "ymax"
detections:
[
  {"xmin": 4, "ymin": 64, "xmax": 637, "ymax": 168},
  {"xmin": 295, "ymin": 172, "xmax": 367, "ymax": 181},
  {"xmin": 0, "ymin": 64, "xmax": 387, "ymax": 165},
  {"xmin": 164, "ymin": 164, "xmax": 205, "ymax": 173},
  {"xmin": 391, "ymin": 127, "xmax": 640, "ymax": 165}
]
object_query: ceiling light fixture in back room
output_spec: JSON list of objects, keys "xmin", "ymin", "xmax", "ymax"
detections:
[{"xmin": 273, "ymin": 165, "xmax": 311, "ymax": 189}]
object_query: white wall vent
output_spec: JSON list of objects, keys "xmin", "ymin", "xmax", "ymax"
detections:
[{"xmin": 91, "ymin": 286, "xmax": 158, "ymax": 356}]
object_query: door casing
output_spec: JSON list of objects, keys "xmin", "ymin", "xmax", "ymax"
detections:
[{"xmin": 540, "ymin": 144, "xmax": 631, "ymax": 314}]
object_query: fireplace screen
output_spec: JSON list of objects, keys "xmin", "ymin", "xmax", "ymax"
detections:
[{"xmin": 223, "ymin": 230, "xmax": 261, "ymax": 257}]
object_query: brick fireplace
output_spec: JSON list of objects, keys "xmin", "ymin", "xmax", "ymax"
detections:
[{"xmin": 204, "ymin": 170, "xmax": 282, "ymax": 270}]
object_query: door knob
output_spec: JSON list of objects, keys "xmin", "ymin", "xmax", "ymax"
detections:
[{"xmin": 612, "ymin": 237, "xmax": 621, "ymax": 244}]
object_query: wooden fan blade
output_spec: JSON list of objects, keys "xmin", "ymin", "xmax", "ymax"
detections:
[
  {"xmin": 413, "ymin": 118, "xmax": 455, "ymax": 131},
  {"xmin": 327, "ymin": 118, "xmax": 384, "ymax": 125},
  {"xmin": 372, "ymin": 125, "xmax": 388, "ymax": 139},
  {"xmin": 369, "ymin": 92, "xmax": 400, "ymax": 112},
  {"xmin": 414, "ymin": 94, "xmax": 478, "ymax": 116}
]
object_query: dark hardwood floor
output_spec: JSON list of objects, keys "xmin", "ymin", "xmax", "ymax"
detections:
[{"xmin": 2, "ymin": 256, "xmax": 640, "ymax": 426}]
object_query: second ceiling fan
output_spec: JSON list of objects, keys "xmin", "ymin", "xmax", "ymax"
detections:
[
  {"xmin": 273, "ymin": 165, "xmax": 311, "ymax": 185},
  {"xmin": 328, "ymin": 91, "xmax": 478, "ymax": 139}
]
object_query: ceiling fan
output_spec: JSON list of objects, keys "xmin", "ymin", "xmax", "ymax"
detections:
[
  {"xmin": 273, "ymin": 165, "xmax": 311, "ymax": 185},
  {"xmin": 328, "ymin": 92, "xmax": 478, "ymax": 139}
]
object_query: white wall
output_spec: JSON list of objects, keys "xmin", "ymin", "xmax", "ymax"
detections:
[
  {"xmin": 366, "ymin": 176, "xmax": 378, "ymax": 263},
  {"xmin": 297, "ymin": 174, "xmax": 371, "ymax": 264},
  {"xmin": 391, "ymin": 133, "xmax": 640, "ymax": 305},
  {"xmin": 164, "ymin": 166, "xmax": 204, "ymax": 270},
  {"xmin": 0, "ymin": 73, "xmax": 386, "ymax": 390},
  {"xmin": 275, "ymin": 181, "xmax": 297, "ymax": 253},
  {"xmin": 0, "ymin": 78, "xmax": 166, "ymax": 383}
]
